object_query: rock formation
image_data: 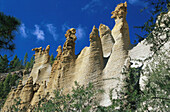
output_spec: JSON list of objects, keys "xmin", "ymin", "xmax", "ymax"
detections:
[
  {"xmin": 1, "ymin": 2, "xmax": 131, "ymax": 111},
  {"xmin": 101, "ymin": 1, "xmax": 130, "ymax": 106},
  {"xmin": 99, "ymin": 24, "xmax": 115, "ymax": 58},
  {"xmin": 2, "ymin": 45, "xmax": 52, "ymax": 111},
  {"xmin": 2, "ymin": 80, "xmax": 23, "ymax": 111},
  {"xmin": 129, "ymin": 10, "xmax": 170, "ymax": 91},
  {"xmin": 19, "ymin": 76, "xmax": 34, "ymax": 110},
  {"xmin": 30, "ymin": 45, "xmax": 51, "ymax": 84},
  {"xmin": 47, "ymin": 28, "xmax": 77, "ymax": 95},
  {"xmin": 47, "ymin": 26, "xmax": 103, "ymax": 95},
  {"xmin": 3, "ymin": 2, "xmax": 169, "ymax": 111},
  {"xmin": 2, "ymin": 77, "xmax": 34, "ymax": 111},
  {"xmin": 74, "ymin": 25, "xmax": 104, "ymax": 87}
]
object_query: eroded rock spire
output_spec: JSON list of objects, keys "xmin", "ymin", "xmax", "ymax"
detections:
[
  {"xmin": 111, "ymin": 1, "xmax": 127, "ymax": 19},
  {"xmin": 99, "ymin": 24, "xmax": 115, "ymax": 58}
]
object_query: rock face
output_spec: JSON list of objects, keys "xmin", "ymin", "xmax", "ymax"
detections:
[
  {"xmin": 47, "ymin": 26, "xmax": 104, "ymax": 96},
  {"xmin": 2, "ymin": 45, "xmax": 52, "ymax": 111},
  {"xmin": 19, "ymin": 77, "xmax": 34, "ymax": 109},
  {"xmin": 99, "ymin": 24, "xmax": 115, "ymax": 58},
  {"xmin": 2, "ymin": 77, "xmax": 34, "ymax": 111},
  {"xmin": 101, "ymin": 1, "xmax": 130, "ymax": 106},
  {"xmin": 47, "ymin": 28, "xmax": 77, "ymax": 95},
  {"xmin": 30, "ymin": 45, "xmax": 52, "ymax": 84},
  {"xmin": 129, "ymin": 10, "xmax": 170, "ymax": 91},
  {"xmin": 74, "ymin": 26, "xmax": 104, "ymax": 88}
]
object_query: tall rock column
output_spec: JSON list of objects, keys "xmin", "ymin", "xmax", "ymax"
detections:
[
  {"xmin": 30, "ymin": 45, "xmax": 52, "ymax": 84},
  {"xmin": 101, "ymin": 2, "xmax": 131, "ymax": 106},
  {"xmin": 74, "ymin": 26, "xmax": 104, "ymax": 88},
  {"xmin": 99, "ymin": 24, "xmax": 115, "ymax": 58},
  {"xmin": 20, "ymin": 76, "xmax": 34, "ymax": 110},
  {"xmin": 47, "ymin": 28, "xmax": 77, "ymax": 95},
  {"xmin": 2, "ymin": 80, "xmax": 23, "ymax": 112}
]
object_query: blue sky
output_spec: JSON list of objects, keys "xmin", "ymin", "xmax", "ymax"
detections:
[{"xmin": 0, "ymin": 0, "xmax": 150, "ymax": 61}]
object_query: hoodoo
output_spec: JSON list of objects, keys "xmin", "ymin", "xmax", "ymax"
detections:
[
  {"xmin": 2, "ymin": 2, "xmax": 143, "ymax": 111},
  {"xmin": 101, "ymin": 1, "xmax": 131, "ymax": 106}
]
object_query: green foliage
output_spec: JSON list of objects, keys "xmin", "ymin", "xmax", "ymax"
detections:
[
  {"xmin": 19, "ymin": 59, "xmax": 24, "ymax": 69},
  {"xmin": 9, "ymin": 55, "xmax": 18, "ymax": 71},
  {"xmin": 11, "ymin": 98, "xmax": 27, "ymax": 112},
  {"xmin": 54, "ymin": 56, "xmax": 57, "ymax": 60},
  {"xmin": 1, "ymin": 73, "xmax": 19, "ymax": 98},
  {"xmin": 0, "ymin": 12, "xmax": 21, "ymax": 52},
  {"xmin": 0, "ymin": 53, "xmax": 34, "ymax": 73},
  {"xmin": 50, "ymin": 53, "xmax": 54, "ymax": 65},
  {"xmin": 3, "ymin": 73, "xmax": 12, "ymax": 96},
  {"xmin": 29, "ymin": 56, "xmax": 34, "ymax": 69},
  {"xmin": 0, "ymin": 73, "xmax": 19, "ymax": 109},
  {"xmin": 0, "ymin": 54, "xmax": 9, "ymax": 73},
  {"xmin": 24, "ymin": 52, "xmax": 28, "ymax": 67},
  {"xmin": 25, "ymin": 62, "xmax": 30, "ymax": 72},
  {"xmin": 138, "ymin": 51, "xmax": 170, "ymax": 111},
  {"xmin": 8, "ymin": 54, "xmax": 24, "ymax": 72},
  {"xmin": 106, "ymin": 52, "xmax": 170, "ymax": 111},
  {"xmin": 10, "ymin": 74, "xmax": 19, "ymax": 87},
  {"xmin": 134, "ymin": 0, "xmax": 170, "ymax": 53},
  {"xmin": 122, "ymin": 67, "xmax": 141, "ymax": 111},
  {"xmin": 35, "ymin": 82, "xmax": 103, "ymax": 112}
]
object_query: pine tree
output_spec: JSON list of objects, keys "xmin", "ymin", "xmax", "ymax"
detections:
[
  {"xmin": 20, "ymin": 59, "xmax": 24, "ymax": 69},
  {"xmin": 10, "ymin": 74, "xmax": 19, "ymax": 87},
  {"xmin": 29, "ymin": 56, "xmax": 34, "ymax": 69},
  {"xmin": 0, "ymin": 54, "xmax": 9, "ymax": 73},
  {"xmin": 13, "ymin": 58, "xmax": 20, "ymax": 71},
  {"xmin": 9, "ymin": 55, "xmax": 22, "ymax": 71},
  {"xmin": 0, "ymin": 12, "xmax": 21, "ymax": 52},
  {"xmin": 54, "ymin": 56, "xmax": 57, "ymax": 60},
  {"xmin": 24, "ymin": 52, "xmax": 28, "ymax": 67},
  {"xmin": 0, "ymin": 82, "xmax": 3, "ymax": 99},
  {"xmin": 9, "ymin": 55, "xmax": 17, "ymax": 71},
  {"xmin": 50, "ymin": 53, "xmax": 54, "ymax": 65},
  {"xmin": 25, "ymin": 62, "xmax": 30, "ymax": 73},
  {"xmin": 3, "ymin": 73, "xmax": 12, "ymax": 97}
]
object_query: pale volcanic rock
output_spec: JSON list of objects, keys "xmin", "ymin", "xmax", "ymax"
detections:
[
  {"xmin": 74, "ymin": 26, "xmax": 104, "ymax": 87},
  {"xmin": 47, "ymin": 28, "xmax": 77, "ymax": 95},
  {"xmin": 19, "ymin": 76, "xmax": 34, "ymax": 109},
  {"xmin": 2, "ymin": 77, "xmax": 34, "ymax": 112},
  {"xmin": 1, "ymin": 90, "xmax": 16, "ymax": 112},
  {"xmin": 129, "ymin": 10, "xmax": 170, "ymax": 91},
  {"xmin": 30, "ymin": 81, "xmax": 46, "ymax": 106},
  {"xmin": 101, "ymin": 1, "xmax": 131, "ymax": 106},
  {"xmin": 30, "ymin": 45, "xmax": 52, "ymax": 84},
  {"xmin": 2, "ymin": 80, "xmax": 24, "ymax": 112},
  {"xmin": 99, "ymin": 24, "xmax": 115, "ymax": 58}
]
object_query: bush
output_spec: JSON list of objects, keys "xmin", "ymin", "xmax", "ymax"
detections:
[{"xmin": 35, "ymin": 82, "xmax": 103, "ymax": 112}]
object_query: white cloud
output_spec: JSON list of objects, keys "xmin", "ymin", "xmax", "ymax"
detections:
[
  {"xmin": 62, "ymin": 24, "xmax": 86, "ymax": 40},
  {"xmin": 62, "ymin": 23, "xmax": 71, "ymax": 33},
  {"xmin": 76, "ymin": 26, "xmax": 86, "ymax": 40},
  {"xmin": 19, "ymin": 24, "xmax": 27, "ymax": 38},
  {"xmin": 82, "ymin": 0, "xmax": 101, "ymax": 12},
  {"xmin": 46, "ymin": 24, "xmax": 58, "ymax": 41},
  {"xmin": 33, "ymin": 25, "xmax": 45, "ymax": 40}
]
